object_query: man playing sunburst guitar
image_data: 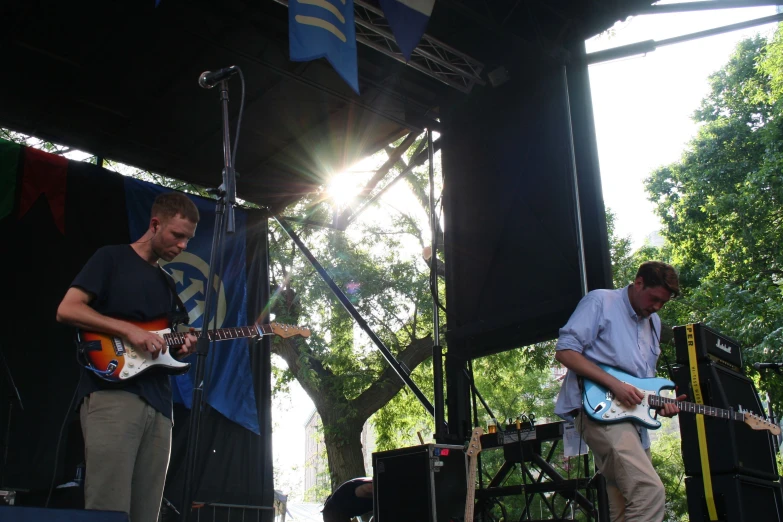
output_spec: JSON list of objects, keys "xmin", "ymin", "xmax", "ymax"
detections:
[
  {"xmin": 554, "ymin": 261, "xmax": 684, "ymax": 522},
  {"xmin": 56, "ymin": 192, "xmax": 200, "ymax": 522}
]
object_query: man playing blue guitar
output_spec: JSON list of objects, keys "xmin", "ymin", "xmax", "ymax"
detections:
[{"xmin": 554, "ymin": 261, "xmax": 684, "ymax": 522}]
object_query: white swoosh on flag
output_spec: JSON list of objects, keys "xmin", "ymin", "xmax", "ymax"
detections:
[
  {"xmin": 295, "ymin": 15, "xmax": 347, "ymax": 42},
  {"xmin": 296, "ymin": 0, "xmax": 346, "ymax": 23}
]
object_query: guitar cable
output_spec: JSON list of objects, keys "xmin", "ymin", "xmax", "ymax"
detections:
[{"xmin": 45, "ymin": 369, "xmax": 83, "ymax": 508}]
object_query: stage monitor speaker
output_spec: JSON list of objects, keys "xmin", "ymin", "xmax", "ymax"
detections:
[
  {"xmin": 0, "ymin": 506, "xmax": 129, "ymax": 521},
  {"xmin": 672, "ymin": 362, "xmax": 779, "ymax": 480},
  {"xmin": 685, "ymin": 474, "xmax": 783, "ymax": 521},
  {"xmin": 373, "ymin": 444, "xmax": 467, "ymax": 522},
  {"xmin": 673, "ymin": 323, "xmax": 743, "ymax": 372}
]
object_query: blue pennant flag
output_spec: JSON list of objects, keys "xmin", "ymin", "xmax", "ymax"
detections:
[
  {"xmin": 289, "ymin": 0, "xmax": 359, "ymax": 94},
  {"xmin": 124, "ymin": 178, "xmax": 260, "ymax": 434},
  {"xmin": 378, "ymin": 0, "xmax": 435, "ymax": 61}
]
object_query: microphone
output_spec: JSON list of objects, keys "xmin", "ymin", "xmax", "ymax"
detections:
[
  {"xmin": 753, "ymin": 362, "xmax": 783, "ymax": 370},
  {"xmin": 198, "ymin": 66, "xmax": 238, "ymax": 89}
]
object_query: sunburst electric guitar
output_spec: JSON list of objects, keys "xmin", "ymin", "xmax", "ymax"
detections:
[
  {"xmin": 583, "ymin": 364, "xmax": 780, "ymax": 435},
  {"xmin": 463, "ymin": 427, "xmax": 483, "ymax": 522},
  {"xmin": 78, "ymin": 317, "xmax": 310, "ymax": 383}
]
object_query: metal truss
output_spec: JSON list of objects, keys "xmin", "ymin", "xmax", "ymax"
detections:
[{"xmin": 273, "ymin": 0, "xmax": 485, "ymax": 93}]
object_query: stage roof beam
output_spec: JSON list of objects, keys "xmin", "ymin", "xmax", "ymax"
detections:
[
  {"xmin": 586, "ymin": 12, "xmax": 783, "ymax": 65},
  {"xmin": 631, "ymin": 0, "xmax": 782, "ymax": 16}
]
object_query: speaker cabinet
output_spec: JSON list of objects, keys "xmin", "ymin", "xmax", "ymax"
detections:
[
  {"xmin": 673, "ymin": 323, "xmax": 743, "ymax": 372},
  {"xmin": 672, "ymin": 363, "xmax": 779, "ymax": 480},
  {"xmin": 685, "ymin": 474, "xmax": 783, "ymax": 521},
  {"xmin": 373, "ymin": 444, "xmax": 467, "ymax": 522}
]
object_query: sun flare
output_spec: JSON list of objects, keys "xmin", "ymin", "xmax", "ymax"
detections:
[{"xmin": 327, "ymin": 171, "xmax": 363, "ymax": 206}]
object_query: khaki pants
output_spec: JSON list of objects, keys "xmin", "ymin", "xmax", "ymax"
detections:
[
  {"xmin": 575, "ymin": 414, "xmax": 665, "ymax": 522},
  {"xmin": 80, "ymin": 390, "xmax": 172, "ymax": 522}
]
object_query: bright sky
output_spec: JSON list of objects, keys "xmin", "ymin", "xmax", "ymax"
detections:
[
  {"xmin": 587, "ymin": 5, "xmax": 779, "ymax": 247},
  {"xmin": 270, "ymin": 7, "xmax": 783, "ymax": 502}
]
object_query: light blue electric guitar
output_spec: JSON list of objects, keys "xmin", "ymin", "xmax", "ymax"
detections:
[{"xmin": 582, "ymin": 364, "xmax": 780, "ymax": 435}]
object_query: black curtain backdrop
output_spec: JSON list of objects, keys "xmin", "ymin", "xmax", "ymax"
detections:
[
  {"xmin": 443, "ymin": 53, "xmax": 611, "ymax": 359},
  {"xmin": 441, "ymin": 45, "xmax": 612, "ymax": 439},
  {"xmin": 1, "ymin": 157, "xmax": 129, "ymax": 497},
  {"xmin": 0, "ymin": 145, "xmax": 273, "ymax": 517}
]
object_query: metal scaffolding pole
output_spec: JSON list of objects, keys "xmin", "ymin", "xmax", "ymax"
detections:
[
  {"xmin": 586, "ymin": 13, "xmax": 783, "ymax": 65},
  {"xmin": 273, "ymin": 216, "xmax": 438, "ymax": 420},
  {"xmin": 428, "ymin": 128, "xmax": 446, "ymax": 441}
]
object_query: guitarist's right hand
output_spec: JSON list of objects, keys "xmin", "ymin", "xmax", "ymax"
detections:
[
  {"xmin": 124, "ymin": 326, "xmax": 167, "ymax": 360},
  {"xmin": 610, "ymin": 380, "xmax": 645, "ymax": 407},
  {"xmin": 58, "ymin": 288, "xmax": 166, "ymax": 360}
]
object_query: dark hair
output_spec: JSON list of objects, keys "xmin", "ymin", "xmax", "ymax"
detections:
[
  {"xmin": 636, "ymin": 261, "xmax": 680, "ymax": 298},
  {"xmin": 151, "ymin": 192, "xmax": 200, "ymax": 224}
]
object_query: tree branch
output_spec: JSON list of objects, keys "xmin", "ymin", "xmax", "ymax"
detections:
[{"xmin": 353, "ymin": 334, "xmax": 433, "ymax": 420}]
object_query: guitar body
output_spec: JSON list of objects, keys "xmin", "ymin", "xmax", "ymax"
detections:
[
  {"xmin": 77, "ymin": 318, "xmax": 310, "ymax": 383},
  {"xmin": 582, "ymin": 364, "xmax": 675, "ymax": 429},
  {"xmin": 77, "ymin": 317, "xmax": 190, "ymax": 383}
]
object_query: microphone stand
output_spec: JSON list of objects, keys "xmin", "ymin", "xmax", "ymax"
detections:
[{"xmin": 180, "ymin": 78, "xmax": 238, "ymax": 522}]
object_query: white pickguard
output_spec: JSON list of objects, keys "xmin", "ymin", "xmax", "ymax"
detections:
[
  {"xmin": 598, "ymin": 387, "xmax": 658, "ymax": 426},
  {"xmin": 117, "ymin": 328, "xmax": 190, "ymax": 380}
]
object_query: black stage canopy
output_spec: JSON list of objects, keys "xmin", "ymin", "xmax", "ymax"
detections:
[{"xmin": 1, "ymin": 0, "xmax": 652, "ymax": 211}]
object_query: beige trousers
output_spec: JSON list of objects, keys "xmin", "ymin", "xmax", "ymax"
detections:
[
  {"xmin": 80, "ymin": 390, "xmax": 172, "ymax": 522},
  {"xmin": 575, "ymin": 414, "xmax": 665, "ymax": 522}
]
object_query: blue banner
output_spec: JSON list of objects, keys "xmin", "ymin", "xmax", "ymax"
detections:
[
  {"xmin": 124, "ymin": 178, "xmax": 260, "ymax": 434},
  {"xmin": 289, "ymin": 0, "xmax": 359, "ymax": 94},
  {"xmin": 378, "ymin": 0, "xmax": 434, "ymax": 61}
]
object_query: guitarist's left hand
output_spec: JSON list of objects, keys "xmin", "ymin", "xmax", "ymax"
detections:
[
  {"xmin": 659, "ymin": 394, "xmax": 687, "ymax": 417},
  {"xmin": 174, "ymin": 328, "xmax": 198, "ymax": 356}
]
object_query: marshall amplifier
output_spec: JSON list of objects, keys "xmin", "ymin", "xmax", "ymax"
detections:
[
  {"xmin": 674, "ymin": 323, "xmax": 743, "ymax": 371},
  {"xmin": 373, "ymin": 444, "xmax": 467, "ymax": 522},
  {"xmin": 672, "ymin": 362, "xmax": 779, "ymax": 480}
]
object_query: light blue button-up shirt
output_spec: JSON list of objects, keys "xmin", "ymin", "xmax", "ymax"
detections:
[{"xmin": 554, "ymin": 286, "xmax": 662, "ymax": 449}]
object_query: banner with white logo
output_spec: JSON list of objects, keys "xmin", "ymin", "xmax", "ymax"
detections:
[{"xmin": 125, "ymin": 178, "xmax": 260, "ymax": 434}]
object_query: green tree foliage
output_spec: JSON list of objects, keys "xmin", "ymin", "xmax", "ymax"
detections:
[
  {"xmin": 645, "ymin": 31, "xmax": 783, "ymax": 411},
  {"xmin": 651, "ymin": 429, "xmax": 688, "ymax": 522},
  {"xmin": 268, "ymin": 135, "xmax": 445, "ymax": 490}
]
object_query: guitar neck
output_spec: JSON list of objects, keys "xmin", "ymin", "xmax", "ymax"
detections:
[
  {"xmin": 648, "ymin": 395, "xmax": 743, "ymax": 422},
  {"xmin": 164, "ymin": 324, "xmax": 269, "ymax": 345},
  {"xmin": 465, "ymin": 458, "xmax": 477, "ymax": 522}
]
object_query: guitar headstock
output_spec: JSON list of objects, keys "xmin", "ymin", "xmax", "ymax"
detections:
[
  {"xmin": 743, "ymin": 412, "xmax": 781, "ymax": 436},
  {"xmin": 269, "ymin": 322, "xmax": 311, "ymax": 339},
  {"xmin": 465, "ymin": 427, "xmax": 484, "ymax": 457}
]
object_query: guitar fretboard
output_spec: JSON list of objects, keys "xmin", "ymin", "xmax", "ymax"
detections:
[
  {"xmin": 648, "ymin": 395, "xmax": 743, "ymax": 421},
  {"xmin": 164, "ymin": 324, "xmax": 273, "ymax": 345}
]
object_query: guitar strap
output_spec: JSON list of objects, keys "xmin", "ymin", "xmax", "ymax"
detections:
[
  {"xmin": 158, "ymin": 266, "xmax": 190, "ymax": 327},
  {"xmin": 685, "ymin": 323, "xmax": 719, "ymax": 520}
]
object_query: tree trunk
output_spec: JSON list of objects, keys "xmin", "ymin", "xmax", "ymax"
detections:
[{"xmin": 322, "ymin": 419, "xmax": 367, "ymax": 490}]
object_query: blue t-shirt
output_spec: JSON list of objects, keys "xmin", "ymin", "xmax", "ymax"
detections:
[
  {"xmin": 554, "ymin": 286, "xmax": 661, "ymax": 448},
  {"xmin": 72, "ymin": 244, "xmax": 181, "ymax": 420}
]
